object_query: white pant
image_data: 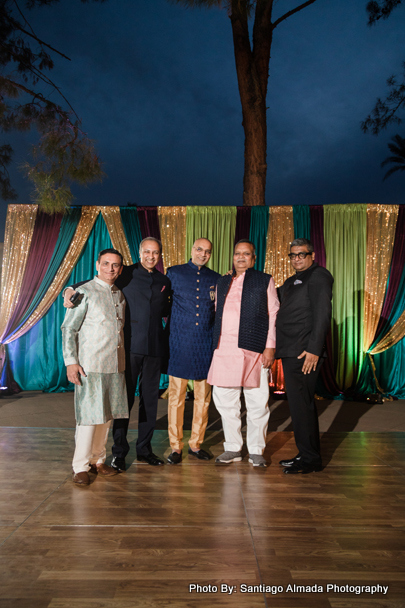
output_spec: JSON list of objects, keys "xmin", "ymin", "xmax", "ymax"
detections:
[
  {"xmin": 72, "ymin": 421, "xmax": 111, "ymax": 474},
  {"xmin": 213, "ymin": 366, "xmax": 270, "ymax": 455}
]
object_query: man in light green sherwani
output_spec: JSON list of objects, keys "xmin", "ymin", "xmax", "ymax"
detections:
[{"xmin": 61, "ymin": 248, "xmax": 129, "ymax": 486}]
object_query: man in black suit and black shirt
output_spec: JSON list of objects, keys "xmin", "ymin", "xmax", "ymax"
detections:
[
  {"xmin": 276, "ymin": 238, "xmax": 333, "ymax": 474},
  {"xmin": 64, "ymin": 238, "xmax": 171, "ymax": 470}
]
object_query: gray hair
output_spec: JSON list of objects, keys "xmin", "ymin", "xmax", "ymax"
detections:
[
  {"xmin": 139, "ymin": 237, "xmax": 162, "ymax": 254},
  {"xmin": 290, "ymin": 238, "xmax": 314, "ymax": 253}
]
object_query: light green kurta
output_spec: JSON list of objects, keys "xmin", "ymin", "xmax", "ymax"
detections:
[
  {"xmin": 74, "ymin": 371, "xmax": 127, "ymax": 425},
  {"xmin": 61, "ymin": 277, "xmax": 128, "ymax": 425}
]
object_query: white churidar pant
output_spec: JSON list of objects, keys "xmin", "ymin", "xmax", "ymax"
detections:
[
  {"xmin": 72, "ymin": 421, "xmax": 111, "ymax": 473},
  {"xmin": 213, "ymin": 366, "xmax": 270, "ymax": 455}
]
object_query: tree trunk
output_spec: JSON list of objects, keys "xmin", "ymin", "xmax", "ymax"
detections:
[
  {"xmin": 230, "ymin": 0, "xmax": 274, "ymax": 207},
  {"xmin": 242, "ymin": 92, "xmax": 267, "ymax": 206}
]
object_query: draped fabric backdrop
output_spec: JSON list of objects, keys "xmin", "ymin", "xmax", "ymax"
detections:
[
  {"xmin": 137, "ymin": 207, "xmax": 164, "ymax": 273},
  {"xmin": 264, "ymin": 206, "xmax": 295, "ymax": 393},
  {"xmin": 249, "ymin": 206, "xmax": 269, "ymax": 272},
  {"xmin": 158, "ymin": 206, "xmax": 187, "ymax": 272},
  {"xmin": 324, "ymin": 205, "xmax": 367, "ymax": 392},
  {"xmin": 234, "ymin": 207, "xmax": 251, "ymax": 246},
  {"xmin": 293, "ymin": 205, "xmax": 311, "ymax": 242},
  {"xmin": 0, "ymin": 203, "xmax": 404, "ymax": 399},
  {"xmin": 185, "ymin": 207, "xmax": 237, "ymax": 275}
]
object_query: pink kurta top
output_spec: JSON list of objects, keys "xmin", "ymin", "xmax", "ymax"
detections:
[{"xmin": 207, "ymin": 272, "xmax": 279, "ymax": 388}]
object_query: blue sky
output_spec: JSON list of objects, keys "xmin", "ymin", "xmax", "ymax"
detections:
[{"xmin": 1, "ymin": 0, "xmax": 404, "ymax": 238}]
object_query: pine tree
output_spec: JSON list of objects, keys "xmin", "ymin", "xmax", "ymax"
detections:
[{"xmin": 0, "ymin": 0, "xmax": 106, "ymax": 212}]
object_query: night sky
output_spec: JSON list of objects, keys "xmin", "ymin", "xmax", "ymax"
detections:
[{"xmin": 1, "ymin": 0, "xmax": 404, "ymax": 239}]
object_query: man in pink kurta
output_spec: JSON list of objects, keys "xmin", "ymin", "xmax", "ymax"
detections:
[{"xmin": 208, "ymin": 240, "xmax": 279, "ymax": 467}]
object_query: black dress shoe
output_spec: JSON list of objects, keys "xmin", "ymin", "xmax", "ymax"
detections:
[
  {"xmin": 188, "ymin": 448, "xmax": 211, "ymax": 461},
  {"xmin": 279, "ymin": 455, "xmax": 301, "ymax": 467},
  {"xmin": 137, "ymin": 453, "xmax": 164, "ymax": 466},
  {"xmin": 283, "ymin": 461, "xmax": 322, "ymax": 474},
  {"xmin": 111, "ymin": 456, "xmax": 126, "ymax": 472},
  {"xmin": 167, "ymin": 451, "xmax": 182, "ymax": 465}
]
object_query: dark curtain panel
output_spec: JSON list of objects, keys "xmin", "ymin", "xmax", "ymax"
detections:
[
  {"xmin": 310, "ymin": 205, "xmax": 341, "ymax": 396},
  {"xmin": 310, "ymin": 205, "xmax": 326, "ymax": 268},
  {"xmin": 249, "ymin": 206, "xmax": 269, "ymax": 272},
  {"xmin": 293, "ymin": 205, "xmax": 311, "ymax": 241},
  {"xmin": 234, "ymin": 206, "xmax": 251, "ymax": 247},
  {"xmin": 120, "ymin": 207, "xmax": 142, "ymax": 263},
  {"xmin": 137, "ymin": 206, "xmax": 164, "ymax": 274},
  {"xmin": 4, "ymin": 211, "xmax": 63, "ymax": 338}
]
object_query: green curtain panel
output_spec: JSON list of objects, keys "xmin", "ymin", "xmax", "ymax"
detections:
[
  {"xmin": 324, "ymin": 204, "xmax": 367, "ymax": 391},
  {"xmin": 249, "ymin": 206, "xmax": 269, "ymax": 271},
  {"xmin": 293, "ymin": 205, "xmax": 311, "ymax": 241},
  {"xmin": 185, "ymin": 206, "xmax": 237, "ymax": 275},
  {"xmin": 120, "ymin": 206, "xmax": 142, "ymax": 263}
]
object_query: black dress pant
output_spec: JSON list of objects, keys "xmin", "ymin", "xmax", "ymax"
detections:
[
  {"xmin": 112, "ymin": 353, "xmax": 161, "ymax": 459},
  {"xmin": 281, "ymin": 357, "xmax": 324, "ymax": 467}
]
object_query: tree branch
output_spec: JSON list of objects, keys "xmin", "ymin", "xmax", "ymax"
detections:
[
  {"xmin": 367, "ymin": 0, "xmax": 402, "ymax": 25},
  {"xmin": 13, "ymin": 24, "xmax": 72, "ymax": 61},
  {"xmin": 10, "ymin": 1, "xmax": 69, "ymax": 59},
  {"xmin": 272, "ymin": 0, "xmax": 317, "ymax": 29},
  {"xmin": 0, "ymin": 43, "xmax": 78, "ymax": 118},
  {"xmin": 2, "ymin": 77, "xmax": 69, "ymax": 119}
]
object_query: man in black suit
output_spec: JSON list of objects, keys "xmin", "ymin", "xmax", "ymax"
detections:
[
  {"xmin": 64, "ymin": 237, "xmax": 171, "ymax": 469},
  {"xmin": 276, "ymin": 238, "xmax": 333, "ymax": 474}
]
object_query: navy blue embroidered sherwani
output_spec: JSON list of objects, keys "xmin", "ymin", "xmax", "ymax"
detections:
[
  {"xmin": 167, "ymin": 261, "xmax": 220, "ymax": 380},
  {"xmin": 166, "ymin": 260, "xmax": 220, "ymax": 453}
]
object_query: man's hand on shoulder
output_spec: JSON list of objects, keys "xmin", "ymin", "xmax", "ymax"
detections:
[
  {"xmin": 262, "ymin": 347, "xmax": 275, "ymax": 369},
  {"xmin": 66, "ymin": 364, "xmax": 87, "ymax": 385},
  {"xmin": 297, "ymin": 351, "xmax": 319, "ymax": 374}
]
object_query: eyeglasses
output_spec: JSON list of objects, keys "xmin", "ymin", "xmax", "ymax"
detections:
[{"xmin": 288, "ymin": 252, "xmax": 312, "ymax": 260}]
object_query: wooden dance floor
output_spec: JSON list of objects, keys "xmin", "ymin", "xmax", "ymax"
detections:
[{"xmin": 0, "ymin": 393, "xmax": 405, "ymax": 607}]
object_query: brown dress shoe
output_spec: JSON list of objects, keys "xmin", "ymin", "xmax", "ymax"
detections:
[
  {"xmin": 95, "ymin": 463, "xmax": 119, "ymax": 476},
  {"xmin": 72, "ymin": 471, "xmax": 90, "ymax": 485}
]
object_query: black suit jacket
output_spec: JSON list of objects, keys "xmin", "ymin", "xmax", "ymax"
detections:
[
  {"xmin": 275, "ymin": 262, "xmax": 333, "ymax": 359},
  {"xmin": 117, "ymin": 263, "xmax": 171, "ymax": 357},
  {"xmin": 71, "ymin": 263, "xmax": 171, "ymax": 358}
]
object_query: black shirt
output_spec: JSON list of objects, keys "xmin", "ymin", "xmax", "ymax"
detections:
[{"xmin": 275, "ymin": 262, "xmax": 333, "ymax": 359}]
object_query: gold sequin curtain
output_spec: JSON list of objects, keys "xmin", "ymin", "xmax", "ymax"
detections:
[
  {"xmin": 5, "ymin": 207, "xmax": 100, "ymax": 344},
  {"xmin": 264, "ymin": 206, "xmax": 295, "ymax": 393},
  {"xmin": 0, "ymin": 205, "xmax": 38, "ymax": 341},
  {"xmin": 100, "ymin": 207, "xmax": 133, "ymax": 266},
  {"xmin": 264, "ymin": 206, "xmax": 295, "ymax": 287},
  {"xmin": 158, "ymin": 206, "xmax": 187, "ymax": 272},
  {"xmin": 363, "ymin": 204, "xmax": 399, "ymax": 353},
  {"xmin": 370, "ymin": 311, "xmax": 405, "ymax": 354}
]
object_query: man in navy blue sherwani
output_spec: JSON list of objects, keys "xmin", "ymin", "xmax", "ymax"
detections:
[{"xmin": 166, "ymin": 239, "xmax": 220, "ymax": 464}]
